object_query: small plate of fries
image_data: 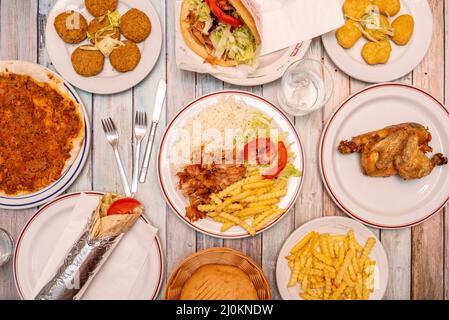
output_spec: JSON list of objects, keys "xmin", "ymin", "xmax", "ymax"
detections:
[{"xmin": 276, "ymin": 216, "xmax": 388, "ymax": 300}]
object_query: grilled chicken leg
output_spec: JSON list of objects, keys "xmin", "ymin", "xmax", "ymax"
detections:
[{"xmin": 338, "ymin": 123, "xmax": 448, "ymax": 180}]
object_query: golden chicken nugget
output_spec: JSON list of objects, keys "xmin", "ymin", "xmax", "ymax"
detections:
[
  {"xmin": 336, "ymin": 20, "xmax": 362, "ymax": 49},
  {"xmin": 391, "ymin": 14, "xmax": 415, "ymax": 45},
  {"xmin": 364, "ymin": 14, "xmax": 391, "ymax": 41},
  {"xmin": 361, "ymin": 40, "xmax": 392, "ymax": 65},
  {"xmin": 343, "ymin": 0, "xmax": 371, "ymax": 19},
  {"xmin": 372, "ymin": 0, "xmax": 400, "ymax": 17}
]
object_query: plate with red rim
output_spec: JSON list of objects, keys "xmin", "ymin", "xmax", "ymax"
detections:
[
  {"xmin": 319, "ymin": 83, "xmax": 449, "ymax": 229},
  {"xmin": 0, "ymin": 60, "xmax": 90, "ymax": 210},
  {"xmin": 276, "ymin": 216, "xmax": 389, "ymax": 300},
  {"xmin": 157, "ymin": 90, "xmax": 305, "ymax": 239},
  {"xmin": 45, "ymin": 0, "xmax": 162, "ymax": 94},
  {"xmin": 321, "ymin": 0, "xmax": 432, "ymax": 83},
  {"xmin": 14, "ymin": 191, "xmax": 164, "ymax": 300}
]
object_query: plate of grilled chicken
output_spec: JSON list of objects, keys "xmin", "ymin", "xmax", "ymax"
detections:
[{"xmin": 320, "ymin": 83, "xmax": 449, "ymax": 229}]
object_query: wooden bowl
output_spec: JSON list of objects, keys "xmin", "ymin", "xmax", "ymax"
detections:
[{"xmin": 164, "ymin": 247, "xmax": 272, "ymax": 300}]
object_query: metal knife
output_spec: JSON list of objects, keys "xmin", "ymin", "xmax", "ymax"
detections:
[{"xmin": 139, "ymin": 79, "xmax": 167, "ymax": 183}]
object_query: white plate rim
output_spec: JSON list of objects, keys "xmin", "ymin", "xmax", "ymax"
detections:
[
  {"xmin": 157, "ymin": 90, "xmax": 306, "ymax": 239},
  {"xmin": 0, "ymin": 60, "xmax": 91, "ymax": 210},
  {"xmin": 275, "ymin": 216, "xmax": 389, "ymax": 300},
  {"xmin": 45, "ymin": 0, "xmax": 163, "ymax": 95},
  {"xmin": 321, "ymin": 0, "xmax": 433, "ymax": 83},
  {"xmin": 319, "ymin": 82, "xmax": 449, "ymax": 229},
  {"xmin": 214, "ymin": 41, "xmax": 311, "ymax": 86},
  {"xmin": 13, "ymin": 191, "xmax": 164, "ymax": 300}
]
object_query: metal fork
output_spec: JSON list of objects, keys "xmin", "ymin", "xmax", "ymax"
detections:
[
  {"xmin": 132, "ymin": 111, "xmax": 147, "ymax": 194},
  {"xmin": 101, "ymin": 118, "xmax": 131, "ymax": 197}
]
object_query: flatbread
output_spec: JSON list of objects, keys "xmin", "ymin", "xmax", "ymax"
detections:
[
  {"xmin": 180, "ymin": 0, "xmax": 261, "ymax": 67},
  {"xmin": 0, "ymin": 61, "xmax": 85, "ymax": 196},
  {"xmin": 180, "ymin": 264, "xmax": 259, "ymax": 300}
]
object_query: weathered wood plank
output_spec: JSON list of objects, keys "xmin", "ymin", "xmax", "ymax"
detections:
[
  {"xmin": 411, "ymin": 0, "xmax": 445, "ymax": 300},
  {"xmin": 294, "ymin": 39, "xmax": 324, "ymax": 228},
  {"xmin": 0, "ymin": 0, "xmax": 39, "ymax": 300},
  {"xmin": 165, "ymin": 0, "xmax": 197, "ymax": 283},
  {"xmin": 322, "ymin": 44, "xmax": 349, "ymax": 218},
  {"xmin": 445, "ymin": 0, "xmax": 449, "ymax": 302},
  {"xmin": 132, "ymin": 0, "xmax": 167, "ymax": 299}
]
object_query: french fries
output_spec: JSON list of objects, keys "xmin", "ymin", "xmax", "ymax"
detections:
[
  {"xmin": 197, "ymin": 174, "xmax": 288, "ymax": 236},
  {"xmin": 286, "ymin": 230, "xmax": 377, "ymax": 300}
]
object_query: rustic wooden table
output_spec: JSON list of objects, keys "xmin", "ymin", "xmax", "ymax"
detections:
[{"xmin": 0, "ymin": 0, "xmax": 447, "ymax": 300}]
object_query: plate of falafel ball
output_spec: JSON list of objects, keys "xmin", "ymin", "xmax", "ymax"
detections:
[{"xmin": 46, "ymin": 0, "xmax": 162, "ymax": 94}]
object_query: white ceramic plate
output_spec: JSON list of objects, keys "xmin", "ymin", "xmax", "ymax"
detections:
[
  {"xmin": 46, "ymin": 0, "xmax": 162, "ymax": 94},
  {"xmin": 320, "ymin": 83, "xmax": 449, "ymax": 229},
  {"xmin": 0, "ymin": 61, "xmax": 90, "ymax": 210},
  {"xmin": 14, "ymin": 192, "xmax": 164, "ymax": 300},
  {"xmin": 214, "ymin": 41, "xmax": 311, "ymax": 86},
  {"xmin": 322, "ymin": 0, "xmax": 432, "ymax": 83},
  {"xmin": 158, "ymin": 91, "xmax": 305, "ymax": 239},
  {"xmin": 276, "ymin": 216, "xmax": 388, "ymax": 300}
]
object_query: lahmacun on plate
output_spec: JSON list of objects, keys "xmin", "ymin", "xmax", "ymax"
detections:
[{"xmin": 0, "ymin": 61, "xmax": 85, "ymax": 198}]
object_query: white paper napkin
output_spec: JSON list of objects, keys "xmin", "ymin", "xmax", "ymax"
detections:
[
  {"xmin": 176, "ymin": 0, "xmax": 344, "ymax": 77},
  {"xmin": 31, "ymin": 193, "xmax": 158, "ymax": 300}
]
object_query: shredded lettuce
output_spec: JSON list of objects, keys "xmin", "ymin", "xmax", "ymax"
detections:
[
  {"xmin": 210, "ymin": 24, "xmax": 258, "ymax": 65},
  {"xmin": 190, "ymin": 0, "xmax": 213, "ymax": 30},
  {"xmin": 279, "ymin": 163, "xmax": 302, "ymax": 178}
]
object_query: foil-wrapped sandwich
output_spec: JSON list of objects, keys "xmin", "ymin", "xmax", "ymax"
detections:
[{"xmin": 35, "ymin": 193, "xmax": 143, "ymax": 300}]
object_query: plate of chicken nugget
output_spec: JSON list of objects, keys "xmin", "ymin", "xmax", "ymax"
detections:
[
  {"xmin": 46, "ymin": 0, "xmax": 162, "ymax": 94},
  {"xmin": 321, "ymin": 0, "xmax": 432, "ymax": 83},
  {"xmin": 320, "ymin": 83, "xmax": 449, "ymax": 229}
]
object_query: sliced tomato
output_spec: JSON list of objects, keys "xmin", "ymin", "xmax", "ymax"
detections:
[
  {"xmin": 243, "ymin": 138, "xmax": 276, "ymax": 165},
  {"xmin": 107, "ymin": 198, "xmax": 142, "ymax": 216},
  {"xmin": 262, "ymin": 141, "xmax": 288, "ymax": 179},
  {"xmin": 206, "ymin": 0, "xmax": 244, "ymax": 27}
]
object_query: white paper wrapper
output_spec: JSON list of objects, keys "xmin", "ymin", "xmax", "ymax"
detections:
[
  {"xmin": 176, "ymin": 0, "xmax": 344, "ymax": 77},
  {"xmin": 32, "ymin": 193, "xmax": 158, "ymax": 300}
]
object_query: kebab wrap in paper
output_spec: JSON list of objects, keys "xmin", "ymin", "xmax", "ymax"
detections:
[
  {"xmin": 35, "ymin": 193, "xmax": 143, "ymax": 300},
  {"xmin": 90, "ymin": 193, "xmax": 143, "ymax": 239},
  {"xmin": 176, "ymin": 0, "xmax": 344, "ymax": 77},
  {"xmin": 179, "ymin": 0, "xmax": 262, "ymax": 68}
]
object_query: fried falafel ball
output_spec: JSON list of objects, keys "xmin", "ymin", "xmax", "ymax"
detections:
[
  {"xmin": 109, "ymin": 40, "xmax": 141, "ymax": 72},
  {"xmin": 361, "ymin": 40, "xmax": 392, "ymax": 65},
  {"xmin": 391, "ymin": 14, "xmax": 415, "ymax": 46},
  {"xmin": 88, "ymin": 16, "xmax": 120, "ymax": 44},
  {"xmin": 343, "ymin": 0, "xmax": 371, "ymax": 19},
  {"xmin": 120, "ymin": 8, "xmax": 152, "ymax": 43},
  {"xmin": 54, "ymin": 11, "xmax": 88, "ymax": 44},
  {"xmin": 372, "ymin": 0, "xmax": 401, "ymax": 17},
  {"xmin": 71, "ymin": 45, "xmax": 105, "ymax": 76},
  {"xmin": 336, "ymin": 20, "xmax": 363, "ymax": 49},
  {"xmin": 85, "ymin": 0, "xmax": 118, "ymax": 17}
]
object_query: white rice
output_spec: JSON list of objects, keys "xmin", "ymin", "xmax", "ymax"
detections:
[{"xmin": 169, "ymin": 96, "xmax": 255, "ymax": 172}]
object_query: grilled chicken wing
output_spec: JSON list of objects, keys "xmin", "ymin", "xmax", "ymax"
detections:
[{"xmin": 338, "ymin": 123, "xmax": 448, "ymax": 180}]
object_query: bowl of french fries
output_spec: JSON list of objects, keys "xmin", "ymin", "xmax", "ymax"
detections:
[
  {"xmin": 276, "ymin": 216, "xmax": 388, "ymax": 300},
  {"xmin": 165, "ymin": 247, "xmax": 271, "ymax": 300}
]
